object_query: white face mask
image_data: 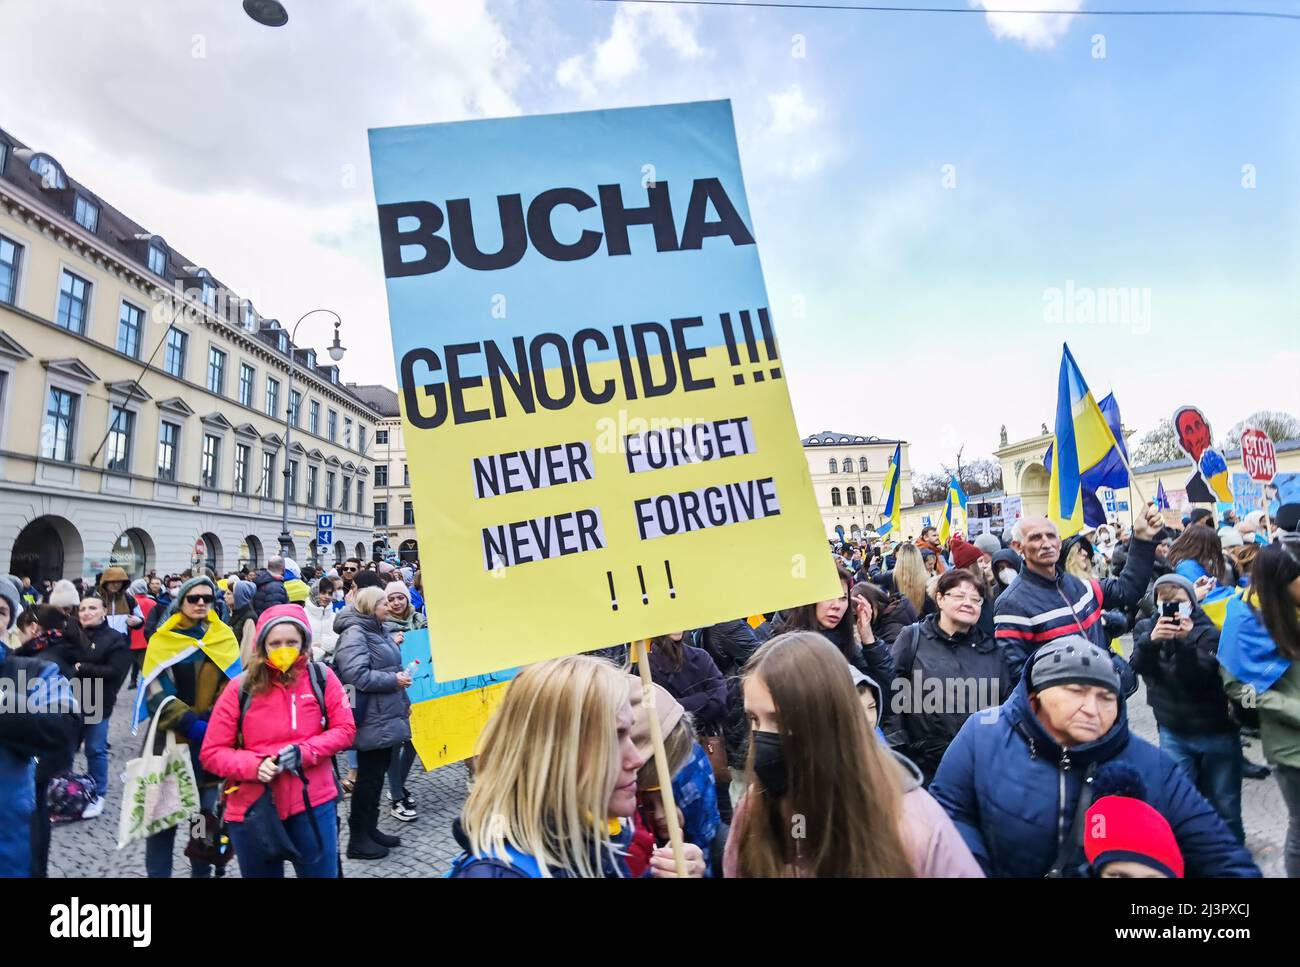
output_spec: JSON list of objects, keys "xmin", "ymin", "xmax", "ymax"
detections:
[
  {"xmin": 333, "ymin": 590, "xmax": 344, "ymax": 602},
  {"xmin": 1176, "ymin": 602, "xmax": 1193, "ymax": 620},
  {"xmin": 997, "ymin": 568, "xmax": 1015, "ymax": 586}
]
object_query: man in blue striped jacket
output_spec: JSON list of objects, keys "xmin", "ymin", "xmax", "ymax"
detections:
[{"xmin": 995, "ymin": 504, "xmax": 1165, "ymax": 693}]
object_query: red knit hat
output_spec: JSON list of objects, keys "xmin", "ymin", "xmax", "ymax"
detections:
[
  {"xmin": 950, "ymin": 540, "xmax": 985, "ymax": 570},
  {"xmin": 1084, "ymin": 795, "xmax": 1184, "ymax": 878}
]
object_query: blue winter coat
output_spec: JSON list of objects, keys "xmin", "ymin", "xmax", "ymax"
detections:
[{"xmin": 929, "ymin": 665, "xmax": 1260, "ymax": 878}]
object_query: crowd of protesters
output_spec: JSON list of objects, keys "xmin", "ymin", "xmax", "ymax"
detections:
[{"xmin": 2, "ymin": 499, "xmax": 1298, "ymax": 879}]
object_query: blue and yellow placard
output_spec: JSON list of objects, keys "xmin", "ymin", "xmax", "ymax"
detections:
[{"xmin": 369, "ymin": 100, "xmax": 840, "ymax": 680}]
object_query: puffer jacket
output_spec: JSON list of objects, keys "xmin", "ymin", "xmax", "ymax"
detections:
[
  {"xmin": 200, "ymin": 658, "xmax": 356, "ymax": 822},
  {"xmin": 643, "ymin": 642, "xmax": 727, "ymax": 731},
  {"xmin": 303, "ymin": 599, "xmax": 340, "ymax": 664},
  {"xmin": 251, "ymin": 570, "xmax": 289, "ymax": 616},
  {"xmin": 0, "ymin": 651, "xmax": 81, "ymax": 876},
  {"xmin": 76, "ymin": 620, "xmax": 132, "ymax": 720},
  {"xmin": 1130, "ymin": 608, "xmax": 1235, "ymax": 736},
  {"xmin": 332, "ymin": 607, "xmax": 411, "ymax": 750},
  {"xmin": 928, "ymin": 657, "xmax": 1260, "ymax": 878},
  {"xmin": 887, "ymin": 614, "xmax": 1015, "ymax": 785}
]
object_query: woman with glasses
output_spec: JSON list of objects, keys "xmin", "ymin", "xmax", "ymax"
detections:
[{"xmin": 886, "ymin": 569, "xmax": 1015, "ymax": 787}]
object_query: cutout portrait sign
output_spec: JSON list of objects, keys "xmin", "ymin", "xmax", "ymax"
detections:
[
  {"xmin": 1172, "ymin": 405, "xmax": 1232, "ymax": 504},
  {"xmin": 369, "ymin": 101, "xmax": 839, "ymax": 680}
]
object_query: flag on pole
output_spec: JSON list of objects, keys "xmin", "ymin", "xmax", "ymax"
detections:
[
  {"xmin": 1156, "ymin": 479, "xmax": 1170, "ymax": 510},
  {"xmin": 875, "ymin": 443, "xmax": 903, "ymax": 536},
  {"xmin": 1047, "ymin": 344, "xmax": 1125, "ymax": 539},
  {"xmin": 939, "ymin": 476, "xmax": 968, "ymax": 544}
]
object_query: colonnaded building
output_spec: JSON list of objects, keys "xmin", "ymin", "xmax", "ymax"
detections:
[{"xmin": 0, "ymin": 125, "xmax": 382, "ymax": 580}]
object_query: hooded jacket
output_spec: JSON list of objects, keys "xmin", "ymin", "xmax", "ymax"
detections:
[
  {"xmin": 200, "ymin": 645, "xmax": 356, "ymax": 822},
  {"xmin": 303, "ymin": 597, "xmax": 341, "ymax": 663},
  {"xmin": 332, "ymin": 607, "xmax": 411, "ymax": 750},
  {"xmin": 1130, "ymin": 597, "xmax": 1235, "ymax": 737},
  {"xmin": 993, "ymin": 537, "xmax": 1155, "ymax": 693},
  {"xmin": 928, "ymin": 656, "xmax": 1260, "ymax": 878},
  {"xmin": 96, "ymin": 566, "xmax": 141, "ymax": 636},
  {"xmin": 887, "ymin": 613, "xmax": 1015, "ymax": 785},
  {"xmin": 251, "ymin": 569, "xmax": 289, "ymax": 616},
  {"xmin": 990, "ymin": 548, "xmax": 1023, "ymax": 601}
]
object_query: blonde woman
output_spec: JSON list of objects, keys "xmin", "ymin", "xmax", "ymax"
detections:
[
  {"xmin": 448, "ymin": 655, "xmax": 707, "ymax": 878},
  {"xmin": 891, "ymin": 543, "xmax": 934, "ymax": 617}
]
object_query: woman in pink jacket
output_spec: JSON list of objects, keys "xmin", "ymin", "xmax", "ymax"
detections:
[
  {"xmin": 201, "ymin": 604, "xmax": 356, "ymax": 878},
  {"xmin": 723, "ymin": 631, "xmax": 983, "ymax": 878}
]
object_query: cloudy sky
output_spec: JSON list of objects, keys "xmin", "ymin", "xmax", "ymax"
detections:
[{"xmin": 2, "ymin": 0, "xmax": 1296, "ymax": 471}]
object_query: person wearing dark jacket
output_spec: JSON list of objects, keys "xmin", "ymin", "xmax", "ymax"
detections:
[
  {"xmin": 991, "ymin": 547, "xmax": 1022, "ymax": 600},
  {"xmin": 1131, "ymin": 574, "xmax": 1244, "ymax": 842},
  {"xmin": 950, "ymin": 538, "xmax": 998, "ymax": 639},
  {"xmin": 14, "ymin": 605, "xmax": 85, "ymax": 679},
  {"xmin": 693, "ymin": 618, "xmax": 764, "ymax": 778},
  {"xmin": 74, "ymin": 595, "xmax": 132, "ymax": 814},
  {"xmin": 852, "ymin": 581, "xmax": 919, "ymax": 646},
  {"xmin": 251, "ymin": 557, "xmax": 290, "ymax": 616},
  {"xmin": 333, "ymin": 587, "xmax": 412, "ymax": 860},
  {"xmin": 887, "ymin": 570, "xmax": 1015, "ymax": 785},
  {"xmin": 995, "ymin": 508, "xmax": 1164, "ymax": 693},
  {"xmin": 929, "ymin": 636, "xmax": 1259, "ymax": 878}
]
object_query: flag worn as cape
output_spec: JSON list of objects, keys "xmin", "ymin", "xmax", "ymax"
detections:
[
  {"xmin": 1217, "ymin": 593, "xmax": 1292, "ymax": 696},
  {"xmin": 132, "ymin": 610, "xmax": 241, "ymax": 727}
]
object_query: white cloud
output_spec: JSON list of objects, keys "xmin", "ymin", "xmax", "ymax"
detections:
[
  {"xmin": 556, "ymin": 4, "xmax": 705, "ymax": 100},
  {"xmin": 970, "ymin": 0, "xmax": 1083, "ymax": 50},
  {"xmin": 742, "ymin": 84, "xmax": 834, "ymax": 181}
]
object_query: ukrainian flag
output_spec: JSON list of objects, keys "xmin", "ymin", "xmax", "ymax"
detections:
[
  {"xmin": 875, "ymin": 443, "xmax": 903, "ymax": 536},
  {"xmin": 939, "ymin": 476, "xmax": 968, "ymax": 544},
  {"xmin": 1048, "ymin": 344, "xmax": 1125, "ymax": 539}
]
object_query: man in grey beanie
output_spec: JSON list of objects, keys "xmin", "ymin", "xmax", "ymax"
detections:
[{"xmin": 0, "ymin": 577, "xmax": 21, "ymax": 648}]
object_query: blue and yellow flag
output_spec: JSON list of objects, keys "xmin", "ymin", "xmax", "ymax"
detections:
[
  {"xmin": 875, "ymin": 443, "xmax": 903, "ymax": 536},
  {"xmin": 939, "ymin": 476, "xmax": 968, "ymax": 544},
  {"xmin": 131, "ymin": 610, "xmax": 241, "ymax": 728},
  {"xmin": 1048, "ymin": 344, "xmax": 1125, "ymax": 538}
]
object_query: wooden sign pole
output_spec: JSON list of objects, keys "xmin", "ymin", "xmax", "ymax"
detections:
[{"xmin": 634, "ymin": 638, "xmax": 688, "ymax": 877}]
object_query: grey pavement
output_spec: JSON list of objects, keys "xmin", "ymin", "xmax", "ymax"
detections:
[{"xmin": 48, "ymin": 635, "xmax": 1289, "ymax": 877}]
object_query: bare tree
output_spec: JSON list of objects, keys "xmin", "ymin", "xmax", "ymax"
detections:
[
  {"xmin": 1132, "ymin": 418, "xmax": 1186, "ymax": 466},
  {"xmin": 1223, "ymin": 411, "xmax": 1300, "ymax": 449}
]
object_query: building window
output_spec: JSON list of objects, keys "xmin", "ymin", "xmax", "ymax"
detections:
[
  {"xmin": 359, "ymin": 425, "xmax": 367, "ymax": 454},
  {"xmin": 374, "ymin": 501, "xmax": 388, "ymax": 527},
  {"xmin": 304, "ymin": 350, "xmax": 316, "ymax": 369},
  {"xmin": 403, "ymin": 464, "xmax": 409, "ymax": 487},
  {"xmin": 376, "ymin": 429, "xmax": 389, "ymax": 445},
  {"xmin": 242, "ymin": 302, "xmax": 256, "ymax": 330},
  {"xmin": 265, "ymin": 377, "xmax": 280, "ymax": 418},
  {"xmin": 0, "ymin": 234, "xmax": 22, "ymax": 305},
  {"xmin": 344, "ymin": 417, "xmax": 353, "ymax": 448},
  {"xmin": 235, "ymin": 443, "xmax": 251, "ymax": 493},
  {"xmin": 164, "ymin": 327, "xmax": 187, "ymax": 378},
  {"xmin": 260, "ymin": 451, "xmax": 276, "ymax": 498},
  {"xmin": 325, "ymin": 471, "xmax": 336, "ymax": 508},
  {"xmin": 375, "ymin": 464, "xmax": 388, "ymax": 487},
  {"xmin": 201, "ymin": 434, "xmax": 220, "ymax": 487},
  {"xmin": 341, "ymin": 476, "xmax": 351, "ymax": 510},
  {"xmin": 846, "ymin": 486, "xmax": 857, "ymax": 506},
  {"xmin": 201, "ymin": 279, "xmax": 216, "ymax": 309},
  {"xmin": 42, "ymin": 387, "xmax": 77, "ymax": 462},
  {"xmin": 309, "ymin": 400, "xmax": 320, "ymax": 435},
  {"xmin": 56, "ymin": 269, "xmax": 91, "ymax": 334},
  {"xmin": 287, "ymin": 459, "xmax": 299, "ymax": 502},
  {"xmin": 828, "ymin": 458, "xmax": 838, "ymax": 474},
  {"xmin": 862, "ymin": 485, "xmax": 872, "ymax": 504},
  {"xmin": 307, "ymin": 465, "xmax": 319, "ymax": 506},
  {"xmin": 275, "ymin": 331, "xmax": 288, "ymax": 354},
  {"xmin": 830, "ymin": 487, "xmax": 841, "ymax": 507},
  {"xmin": 239, "ymin": 363, "xmax": 255, "ymax": 407},
  {"xmin": 288, "ymin": 389, "xmax": 301, "ymax": 427},
  {"xmin": 207, "ymin": 347, "xmax": 227, "ymax": 395},
  {"xmin": 148, "ymin": 242, "xmax": 167, "ymax": 276},
  {"xmin": 327, "ymin": 409, "xmax": 337, "ymax": 442},
  {"xmin": 74, "ymin": 195, "xmax": 99, "ymax": 233},
  {"xmin": 859, "ymin": 457, "xmax": 868, "ymax": 472},
  {"xmin": 106, "ymin": 406, "xmax": 134, "ymax": 474},
  {"xmin": 403, "ymin": 500, "xmax": 414, "ymax": 526},
  {"xmin": 117, "ymin": 301, "xmax": 144, "ymax": 358},
  {"xmin": 158, "ymin": 421, "xmax": 179, "ymax": 481},
  {"xmin": 356, "ymin": 481, "xmax": 365, "ymax": 515}
]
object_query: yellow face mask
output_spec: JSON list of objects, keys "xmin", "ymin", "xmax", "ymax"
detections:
[{"xmin": 267, "ymin": 646, "xmax": 300, "ymax": 673}]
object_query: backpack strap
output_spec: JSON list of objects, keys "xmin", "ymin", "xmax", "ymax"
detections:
[
  {"xmin": 447, "ymin": 845, "xmax": 544, "ymax": 878},
  {"xmin": 308, "ymin": 661, "xmax": 329, "ymax": 730}
]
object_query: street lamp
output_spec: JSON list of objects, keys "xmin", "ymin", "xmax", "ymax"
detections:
[
  {"xmin": 264, "ymin": 309, "xmax": 345, "ymax": 558},
  {"xmin": 243, "ymin": 0, "xmax": 289, "ymax": 27}
]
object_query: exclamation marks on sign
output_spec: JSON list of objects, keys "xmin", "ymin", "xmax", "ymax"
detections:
[
  {"xmin": 606, "ymin": 571, "xmax": 618, "ymax": 612},
  {"xmin": 636, "ymin": 565, "xmax": 648, "ymax": 605},
  {"xmin": 664, "ymin": 560, "xmax": 676, "ymax": 599},
  {"xmin": 720, "ymin": 308, "xmax": 781, "ymax": 385}
]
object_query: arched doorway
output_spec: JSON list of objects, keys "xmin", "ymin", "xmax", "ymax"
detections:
[
  {"xmin": 108, "ymin": 528, "xmax": 154, "ymax": 579},
  {"xmin": 199, "ymin": 532, "xmax": 222, "ymax": 573},
  {"xmin": 398, "ymin": 539, "xmax": 419, "ymax": 563},
  {"xmin": 10, "ymin": 515, "xmax": 84, "ymax": 583},
  {"xmin": 354, "ymin": 541, "xmax": 366, "ymax": 561},
  {"xmin": 333, "ymin": 541, "xmax": 345, "ymax": 565},
  {"xmin": 239, "ymin": 535, "xmax": 263, "ymax": 571},
  {"xmin": 1019, "ymin": 463, "xmax": 1051, "ymax": 520}
]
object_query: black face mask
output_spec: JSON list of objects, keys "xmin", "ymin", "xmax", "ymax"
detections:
[{"xmin": 751, "ymin": 730, "xmax": 788, "ymax": 798}]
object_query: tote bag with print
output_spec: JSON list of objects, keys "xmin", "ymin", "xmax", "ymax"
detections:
[{"xmin": 117, "ymin": 695, "xmax": 201, "ymax": 849}]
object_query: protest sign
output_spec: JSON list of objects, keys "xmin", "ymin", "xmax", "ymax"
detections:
[
  {"xmin": 1001, "ymin": 495, "xmax": 1022, "ymax": 534},
  {"xmin": 1270, "ymin": 473, "xmax": 1300, "ymax": 517},
  {"xmin": 1232, "ymin": 473, "xmax": 1265, "ymax": 518},
  {"xmin": 399, "ymin": 630, "xmax": 518, "ymax": 769},
  {"xmin": 1172, "ymin": 405, "xmax": 1232, "ymax": 503},
  {"xmin": 1241, "ymin": 428, "xmax": 1277, "ymax": 483},
  {"xmin": 370, "ymin": 101, "xmax": 840, "ymax": 679}
]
